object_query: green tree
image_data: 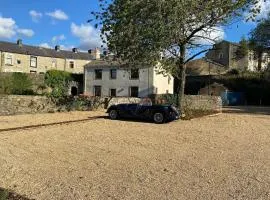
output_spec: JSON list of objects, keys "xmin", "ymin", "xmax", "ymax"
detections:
[
  {"xmin": 45, "ymin": 70, "xmax": 72, "ymax": 99},
  {"xmin": 234, "ymin": 36, "xmax": 249, "ymax": 61},
  {"xmin": 93, "ymin": 0, "xmax": 261, "ymax": 110},
  {"xmin": 249, "ymin": 12, "xmax": 270, "ymax": 71}
]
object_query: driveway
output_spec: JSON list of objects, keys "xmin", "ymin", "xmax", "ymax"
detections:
[{"xmin": 0, "ymin": 111, "xmax": 270, "ymax": 199}]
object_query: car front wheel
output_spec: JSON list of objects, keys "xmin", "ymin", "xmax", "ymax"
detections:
[
  {"xmin": 109, "ymin": 110, "xmax": 118, "ymax": 120},
  {"xmin": 153, "ymin": 112, "xmax": 164, "ymax": 124}
]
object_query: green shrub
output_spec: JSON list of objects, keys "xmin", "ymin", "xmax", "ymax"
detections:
[
  {"xmin": 0, "ymin": 76, "xmax": 12, "ymax": 94},
  {"xmin": 158, "ymin": 94, "xmax": 179, "ymax": 106},
  {"xmin": 0, "ymin": 188, "xmax": 8, "ymax": 200},
  {"xmin": 226, "ymin": 69, "xmax": 240, "ymax": 75},
  {"xmin": 11, "ymin": 73, "xmax": 34, "ymax": 95},
  {"xmin": 45, "ymin": 70, "xmax": 72, "ymax": 99}
]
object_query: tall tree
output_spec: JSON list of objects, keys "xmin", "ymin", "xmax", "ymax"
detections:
[
  {"xmin": 92, "ymin": 0, "xmax": 261, "ymax": 110},
  {"xmin": 250, "ymin": 12, "xmax": 270, "ymax": 71},
  {"xmin": 234, "ymin": 36, "xmax": 249, "ymax": 61}
]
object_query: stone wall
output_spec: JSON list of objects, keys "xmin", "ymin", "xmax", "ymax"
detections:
[
  {"xmin": 0, "ymin": 95, "xmax": 56, "ymax": 115},
  {"xmin": 182, "ymin": 95, "xmax": 222, "ymax": 112}
]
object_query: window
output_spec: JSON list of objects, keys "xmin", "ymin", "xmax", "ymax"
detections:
[
  {"xmin": 130, "ymin": 69, "xmax": 139, "ymax": 79},
  {"xmin": 17, "ymin": 60, "xmax": 21, "ymax": 64},
  {"xmin": 166, "ymin": 90, "xmax": 169, "ymax": 94},
  {"xmin": 52, "ymin": 59, "xmax": 57, "ymax": 68},
  {"xmin": 39, "ymin": 72, "xmax": 45, "ymax": 74},
  {"xmin": 168, "ymin": 76, "xmax": 171, "ymax": 84},
  {"xmin": 5, "ymin": 54, "xmax": 13, "ymax": 65},
  {"xmin": 110, "ymin": 69, "xmax": 117, "ymax": 79},
  {"xmin": 218, "ymin": 53, "xmax": 224, "ymax": 59},
  {"xmin": 30, "ymin": 56, "xmax": 37, "ymax": 68},
  {"xmin": 69, "ymin": 61, "xmax": 74, "ymax": 69},
  {"xmin": 110, "ymin": 89, "xmax": 117, "ymax": 97},
  {"xmin": 130, "ymin": 86, "xmax": 139, "ymax": 97},
  {"xmin": 30, "ymin": 70, "xmax": 37, "ymax": 74},
  {"xmin": 94, "ymin": 86, "xmax": 102, "ymax": 96},
  {"xmin": 95, "ymin": 69, "xmax": 102, "ymax": 79}
]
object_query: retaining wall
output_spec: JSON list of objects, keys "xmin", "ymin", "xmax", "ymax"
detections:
[
  {"xmin": 0, "ymin": 95, "xmax": 56, "ymax": 115},
  {"xmin": 182, "ymin": 95, "xmax": 222, "ymax": 112}
]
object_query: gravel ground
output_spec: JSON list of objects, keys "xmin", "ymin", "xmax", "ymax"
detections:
[{"xmin": 0, "ymin": 111, "xmax": 270, "ymax": 199}]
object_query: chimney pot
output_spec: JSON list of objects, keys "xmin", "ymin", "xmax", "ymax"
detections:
[
  {"xmin": 17, "ymin": 39, "xmax": 22, "ymax": 46},
  {"xmin": 55, "ymin": 45, "xmax": 60, "ymax": 51}
]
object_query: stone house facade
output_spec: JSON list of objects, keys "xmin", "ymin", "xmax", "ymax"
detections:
[
  {"xmin": 0, "ymin": 39, "xmax": 100, "ymax": 74},
  {"xmin": 206, "ymin": 40, "xmax": 270, "ymax": 71},
  {"xmin": 84, "ymin": 61, "xmax": 174, "ymax": 98}
]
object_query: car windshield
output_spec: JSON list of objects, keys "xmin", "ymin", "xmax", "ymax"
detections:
[{"xmin": 139, "ymin": 98, "xmax": 153, "ymax": 106}]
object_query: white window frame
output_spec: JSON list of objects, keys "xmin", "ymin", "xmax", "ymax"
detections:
[
  {"xmin": 30, "ymin": 56, "xmax": 37, "ymax": 68},
  {"xmin": 129, "ymin": 86, "xmax": 139, "ymax": 97},
  {"xmin": 110, "ymin": 69, "xmax": 117, "ymax": 79},
  {"xmin": 94, "ymin": 85, "xmax": 102, "ymax": 97},
  {"xmin": 218, "ymin": 52, "xmax": 224, "ymax": 59},
  {"xmin": 109, "ymin": 88, "xmax": 117, "ymax": 97},
  {"xmin": 68, "ymin": 60, "xmax": 75, "ymax": 69},
  {"xmin": 52, "ymin": 58, "xmax": 57, "ymax": 68},
  {"xmin": 130, "ymin": 69, "xmax": 139, "ymax": 80},
  {"xmin": 5, "ymin": 53, "xmax": 13, "ymax": 65}
]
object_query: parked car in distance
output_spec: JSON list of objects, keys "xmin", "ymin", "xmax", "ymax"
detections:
[{"xmin": 106, "ymin": 98, "xmax": 179, "ymax": 123}]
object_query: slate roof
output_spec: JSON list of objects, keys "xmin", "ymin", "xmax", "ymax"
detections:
[{"xmin": 0, "ymin": 41, "xmax": 94, "ymax": 60}]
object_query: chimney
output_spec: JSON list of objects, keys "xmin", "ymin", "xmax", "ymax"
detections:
[
  {"xmin": 17, "ymin": 39, "xmax": 22, "ymax": 47},
  {"xmin": 55, "ymin": 45, "xmax": 60, "ymax": 51},
  {"xmin": 88, "ymin": 48, "xmax": 100, "ymax": 60},
  {"xmin": 72, "ymin": 48, "xmax": 78, "ymax": 53}
]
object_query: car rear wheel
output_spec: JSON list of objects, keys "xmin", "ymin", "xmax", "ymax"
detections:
[
  {"xmin": 109, "ymin": 110, "xmax": 118, "ymax": 120},
  {"xmin": 153, "ymin": 112, "xmax": 164, "ymax": 124}
]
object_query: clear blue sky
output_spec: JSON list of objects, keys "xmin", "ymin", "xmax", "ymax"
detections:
[{"xmin": 0, "ymin": 0, "xmax": 268, "ymax": 51}]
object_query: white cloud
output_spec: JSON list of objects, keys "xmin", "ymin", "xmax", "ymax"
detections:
[
  {"xmin": 0, "ymin": 16, "xmax": 16, "ymax": 39},
  {"xmin": 194, "ymin": 27, "xmax": 225, "ymax": 45},
  {"xmin": 52, "ymin": 34, "xmax": 66, "ymax": 43},
  {"xmin": 71, "ymin": 22, "xmax": 102, "ymax": 50},
  {"xmin": 60, "ymin": 44, "xmax": 74, "ymax": 51},
  {"xmin": 256, "ymin": 0, "xmax": 270, "ymax": 19},
  {"xmin": 39, "ymin": 43, "xmax": 52, "ymax": 49},
  {"xmin": 29, "ymin": 10, "xmax": 42, "ymax": 22},
  {"xmin": 46, "ymin": 10, "xmax": 69, "ymax": 20},
  {"xmin": 17, "ymin": 28, "xmax": 35, "ymax": 37},
  {"xmin": 245, "ymin": 0, "xmax": 270, "ymax": 22},
  {"xmin": 0, "ymin": 16, "xmax": 35, "ymax": 39}
]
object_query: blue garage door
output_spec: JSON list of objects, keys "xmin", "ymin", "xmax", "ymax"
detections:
[{"xmin": 221, "ymin": 92, "xmax": 245, "ymax": 106}]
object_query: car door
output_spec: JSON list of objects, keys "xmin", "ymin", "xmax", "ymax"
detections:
[
  {"xmin": 136, "ymin": 105, "xmax": 152, "ymax": 120},
  {"xmin": 125, "ymin": 104, "xmax": 138, "ymax": 118}
]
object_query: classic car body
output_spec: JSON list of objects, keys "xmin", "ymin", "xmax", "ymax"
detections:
[{"xmin": 106, "ymin": 99, "xmax": 179, "ymax": 123}]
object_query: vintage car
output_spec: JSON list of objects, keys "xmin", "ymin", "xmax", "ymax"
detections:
[{"xmin": 106, "ymin": 98, "xmax": 179, "ymax": 123}]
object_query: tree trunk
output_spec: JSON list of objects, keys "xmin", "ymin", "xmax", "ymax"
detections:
[{"xmin": 178, "ymin": 44, "xmax": 186, "ymax": 113}]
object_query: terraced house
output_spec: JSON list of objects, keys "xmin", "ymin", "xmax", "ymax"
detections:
[
  {"xmin": 0, "ymin": 39, "xmax": 100, "ymax": 74},
  {"xmin": 84, "ymin": 61, "xmax": 174, "ymax": 97}
]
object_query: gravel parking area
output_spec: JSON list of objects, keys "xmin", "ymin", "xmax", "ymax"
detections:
[{"xmin": 0, "ymin": 111, "xmax": 270, "ymax": 199}]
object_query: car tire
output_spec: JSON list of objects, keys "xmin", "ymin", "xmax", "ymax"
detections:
[
  {"xmin": 109, "ymin": 110, "xmax": 118, "ymax": 120},
  {"xmin": 153, "ymin": 112, "xmax": 164, "ymax": 124}
]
